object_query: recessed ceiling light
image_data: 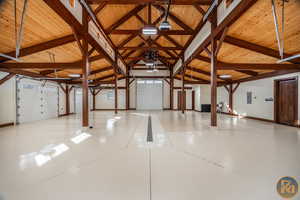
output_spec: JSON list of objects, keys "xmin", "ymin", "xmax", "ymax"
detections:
[
  {"xmin": 142, "ymin": 26, "xmax": 158, "ymax": 35},
  {"xmin": 69, "ymin": 74, "xmax": 81, "ymax": 78},
  {"xmin": 219, "ymin": 74, "xmax": 232, "ymax": 79}
]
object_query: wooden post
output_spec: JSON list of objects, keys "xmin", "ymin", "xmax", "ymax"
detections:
[
  {"xmin": 126, "ymin": 67, "xmax": 130, "ymax": 110},
  {"xmin": 92, "ymin": 89, "xmax": 96, "ymax": 111},
  {"xmin": 65, "ymin": 85, "xmax": 70, "ymax": 115},
  {"xmin": 114, "ymin": 55, "xmax": 118, "ymax": 114},
  {"xmin": 229, "ymin": 84, "xmax": 233, "ymax": 114},
  {"xmin": 192, "ymin": 90, "xmax": 195, "ymax": 111},
  {"xmin": 170, "ymin": 67, "xmax": 174, "ymax": 110},
  {"xmin": 181, "ymin": 57, "xmax": 185, "ymax": 114},
  {"xmin": 82, "ymin": 9, "xmax": 89, "ymax": 127},
  {"xmin": 210, "ymin": 11, "xmax": 218, "ymax": 126}
]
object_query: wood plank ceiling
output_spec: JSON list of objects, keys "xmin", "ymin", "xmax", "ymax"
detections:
[{"xmin": 0, "ymin": 0, "xmax": 299, "ymax": 84}]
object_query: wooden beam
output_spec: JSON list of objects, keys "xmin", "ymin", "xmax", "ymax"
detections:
[
  {"xmin": 114, "ymin": 54, "xmax": 118, "ymax": 114},
  {"xmin": 223, "ymin": 36, "xmax": 300, "ymax": 63},
  {"xmin": 195, "ymin": 55, "xmax": 259, "ymax": 76},
  {"xmin": 119, "ymin": 46, "xmax": 183, "ymax": 51},
  {"xmin": 93, "ymin": 74, "xmax": 115, "ymax": 83},
  {"xmin": 90, "ymin": 66, "xmax": 113, "ymax": 75},
  {"xmin": 94, "ymin": 2, "xmax": 107, "ymax": 15},
  {"xmin": 186, "ymin": 66, "xmax": 229, "ymax": 81},
  {"xmin": 0, "ymin": 73, "xmax": 14, "ymax": 86},
  {"xmin": 218, "ymin": 63, "xmax": 300, "ymax": 70},
  {"xmin": 170, "ymin": 67, "xmax": 174, "ymax": 110},
  {"xmin": 129, "ymin": 78, "xmax": 135, "ymax": 86},
  {"xmin": 126, "ymin": 68, "xmax": 130, "ymax": 110},
  {"xmin": 135, "ymin": 14, "xmax": 147, "ymax": 25},
  {"xmin": 71, "ymin": 26, "xmax": 85, "ymax": 56},
  {"xmin": 233, "ymin": 83, "xmax": 240, "ymax": 93},
  {"xmin": 163, "ymin": 35, "xmax": 183, "ymax": 49},
  {"xmin": 88, "ymin": 0, "xmax": 212, "ymax": 5},
  {"xmin": 82, "ymin": 9, "xmax": 90, "ymax": 127},
  {"xmin": 193, "ymin": 4, "xmax": 206, "ymax": 15},
  {"xmin": 0, "ymin": 68, "xmax": 53, "ymax": 79},
  {"xmin": 154, "ymin": 5, "xmax": 194, "ymax": 33},
  {"xmin": 215, "ymin": 26, "xmax": 229, "ymax": 56},
  {"xmin": 185, "ymin": 74, "xmax": 209, "ymax": 83},
  {"xmin": 126, "ymin": 56, "xmax": 176, "ymax": 60},
  {"xmin": 0, "ymin": 62, "xmax": 82, "ymax": 69},
  {"xmin": 110, "ymin": 29, "xmax": 194, "ymax": 35},
  {"xmin": 175, "ymin": 0, "xmax": 258, "ymax": 77},
  {"xmin": 106, "ymin": 5, "xmax": 146, "ymax": 33},
  {"xmin": 210, "ymin": 9, "xmax": 217, "ymax": 127},
  {"xmin": 0, "ymin": 35, "xmax": 76, "ymax": 63}
]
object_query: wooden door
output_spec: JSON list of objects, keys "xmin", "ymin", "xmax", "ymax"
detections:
[
  {"xmin": 177, "ymin": 91, "xmax": 186, "ymax": 110},
  {"xmin": 192, "ymin": 91, "xmax": 195, "ymax": 110},
  {"xmin": 275, "ymin": 77, "xmax": 298, "ymax": 126}
]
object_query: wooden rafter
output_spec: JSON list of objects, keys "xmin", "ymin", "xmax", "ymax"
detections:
[
  {"xmin": 110, "ymin": 29, "xmax": 194, "ymax": 35},
  {"xmin": 218, "ymin": 63, "xmax": 300, "ymax": 70},
  {"xmin": 153, "ymin": 5, "xmax": 194, "ymax": 33},
  {"xmin": 88, "ymin": 0, "xmax": 212, "ymax": 5},
  {"xmin": 163, "ymin": 35, "xmax": 183, "ymax": 48},
  {"xmin": 223, "ymin": 36, "xmax": 300, "ymax": 63},
  {"xmin": 0, "ymin": 35, "xmax": 76, "ymax": 63},
  {"xmin": 106, "ymin": 5, "xmax": 146, "ymax": 33},
  {"xmin": 0, "ymin": 62, "xmax": 82, "ymax": 69},
  {"xmin": 94, "ymin": 2, "xmax": 107, "ymax": 15},
  {"xmin": 120, "ymin": 46, "xmax": 183, "ymax": 51},
  {"xmin": 195, "ymin": 55, "xmax": 258, "ymax": 76}
]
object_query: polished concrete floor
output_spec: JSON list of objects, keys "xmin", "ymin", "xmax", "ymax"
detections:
[{"xmin": 0, "ymin": 111, "xmax": 299, "ymax": 200}]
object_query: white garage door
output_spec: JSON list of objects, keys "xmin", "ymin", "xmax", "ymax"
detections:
[
  {"xmin": 74, "ymin": 88, "xmax": 93, "ymax": 113},
  {"xmin": 75, "ymin": 88, "xmax": 82, "ymax": 113},
  {"xmin": 17, "ymin": 79, "xmax": 58, "ymax": 123},
  {"xmin": 137, "ymin": 79, "xmax": 163, "ymax": 110}
]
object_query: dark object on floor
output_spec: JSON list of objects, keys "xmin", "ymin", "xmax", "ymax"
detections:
[
  {"xmin": 201, "ymin": 104, "xmax": 211, "ymax": 112},
  {"xmin": 89, "ymin": 126, "xmax": 93, "ymax": 129}
]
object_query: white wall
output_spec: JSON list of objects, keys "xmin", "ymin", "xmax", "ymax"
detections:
[
  {"xmin": 217, "ymin": 72, "xmax": 300, "ymax": 121},
  {"xmin": 0, "ymin": 72, "xmax": 16, "ymax": 125},
  {"xmin": 130, "ymin": 79, "xmax": 136, "ymax": 109},
  {"xmin": 163, "ymin": 79, "xmax": 170, "ymax": 109},
  {"xmin": 95, "ymin": 89, "xmax": 126, "ymax": 109}
]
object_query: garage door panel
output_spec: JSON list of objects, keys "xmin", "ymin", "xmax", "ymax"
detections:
[
  {"xmin": 17, "ymin": 79, "xmax": 58, "ymax": 124},
  {"xmin": 137, "ymin": 80, "xmax": 163, "ymax": 110}
]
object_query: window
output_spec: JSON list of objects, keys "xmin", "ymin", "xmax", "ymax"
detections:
[
  {"xmin": 226, "ymin": 0, "xmax": 234, "ymax": 7},
  {"xmin": 137, "ymin": 80, "xmax": 145, "ymax": 84},
  {"xmin": 146, "ymin": 80, "xmax": 154, "ymax": 84},
  {"xmin": 69, "ymin": 0, "xmax": 75, "ymax": 8}
]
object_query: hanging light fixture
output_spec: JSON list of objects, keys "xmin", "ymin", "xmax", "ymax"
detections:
[
  {"xmin": 159, "ymin": 0, "xmax": 171, "ymax": 31},
  {"xmin": 142, "ymin": 26, "xmax": 158, "ymax": 35}
]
